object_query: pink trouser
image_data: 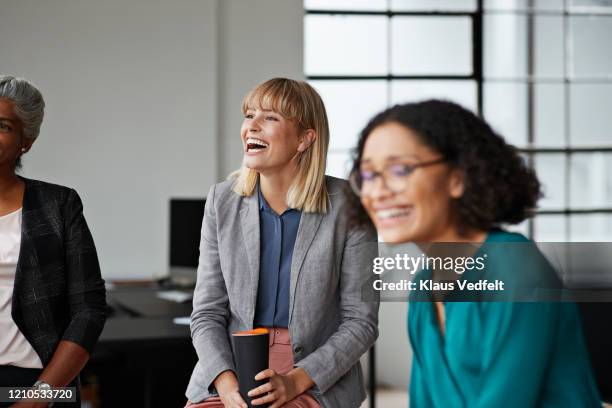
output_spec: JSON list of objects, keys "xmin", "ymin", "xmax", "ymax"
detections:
[{"xmin": 186, "ymin": 328, "xmax": 320, "ymax": 408}]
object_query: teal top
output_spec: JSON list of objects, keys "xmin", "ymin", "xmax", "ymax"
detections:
[{"xmin": 407, "ymin": 229, "xmax": 601, "ymax": 407}]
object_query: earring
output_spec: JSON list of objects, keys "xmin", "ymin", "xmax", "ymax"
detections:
[{"xmin": 21, "ymin": 148, "xmax": 27, "ymax": 153}]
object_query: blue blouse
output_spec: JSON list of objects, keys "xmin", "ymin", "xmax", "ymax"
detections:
[
  {"xmin": 408, "ymin": 229, "xmax": 600, "ymax": 407},
  {"xmin": 253, "ymin": 185, "xmax": 301, "ymax": 328}
]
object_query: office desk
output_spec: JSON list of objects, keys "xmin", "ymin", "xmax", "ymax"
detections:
[
  {"xmin": 108, "ymin": 287, "xmax": 192, "ymax": 318},
  {"xmin": 84, "ymin": 286, "xmax": 196, "ymax": 408},
  {"xmin": 99, "ymin": 317, "xmax": 191, "ymax": 346}
]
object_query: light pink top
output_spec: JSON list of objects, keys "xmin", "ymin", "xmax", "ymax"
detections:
[{"xmin": 0, "ymin": 208, "xmax": 43, "ymax": 368}]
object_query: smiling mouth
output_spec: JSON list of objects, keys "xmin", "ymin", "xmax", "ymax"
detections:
[
  {"xmin": 246, "ymin": 137, "xmax": 269, "ymax": 152},
  {"xmin": 375, "ymin": 206, "xmax": 413, "ymax": 221}
]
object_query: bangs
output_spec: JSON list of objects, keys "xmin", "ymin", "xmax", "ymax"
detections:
[
  {"xmin": 241, "ymin": 79, "xmax": 306, "ymax": 126},
  {"xmin": 233, "ymin": 77, "xmax": 330, "ymax": 213}
]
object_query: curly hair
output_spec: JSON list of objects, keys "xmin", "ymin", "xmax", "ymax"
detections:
[{"xmin": 346, "ymin": 99, "xmax": 541, "ymax": 234}]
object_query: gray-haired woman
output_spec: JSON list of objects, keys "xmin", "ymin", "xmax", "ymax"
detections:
[{"xmin": 0, "ymin": 75, "xmax": 107, "ymax": 408}]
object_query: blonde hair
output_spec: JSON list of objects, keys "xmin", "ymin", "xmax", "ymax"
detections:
[{"xmin": 232, "ymin": 78, "xmax": 330, "ymax": 213}]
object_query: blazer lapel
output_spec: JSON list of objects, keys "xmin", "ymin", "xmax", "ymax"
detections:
[
  {"xmin": 289, "ymin": 211, "xmax": 324, "ymax": 325},
  {"xmin": 13, "ymin": 178, "xmax": 39, "ymax": 311},
  {"xmin": 239, "ymin": 192, "xmax": 260, "ymax": 327}
]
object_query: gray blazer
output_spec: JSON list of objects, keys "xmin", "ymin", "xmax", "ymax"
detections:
[{"xmin": 186, "ymin": 176, "xmax": 379, "ymax": 408}]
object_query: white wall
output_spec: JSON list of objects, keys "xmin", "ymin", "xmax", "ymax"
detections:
[
  {"xmin": 0, "ymin": 0, "xmax": 304, "ymax": 280},
  {"xmin": 217, "ymin": 0, "xmax": 305, "ymax": 178}
]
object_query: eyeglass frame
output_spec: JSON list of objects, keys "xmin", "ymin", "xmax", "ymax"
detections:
[{"xmin": 348, "ymin": 157, "xmax": 447, "ymax": 197}]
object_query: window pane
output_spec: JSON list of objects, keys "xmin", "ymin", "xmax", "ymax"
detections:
[
  {"xmin": 485, "ymin": 0, "xmax": 529, "ymax": 10},
  {"xmin": 484, "ymin": 14, "xmax": 527, "ymax": 78},
  {"xmin": 570, "ymin": 153, "xmax": 612, "ymax": 209},
  {"xmin": 391, "ymin": 0, "xmax": 476, "ymax": 11},
  {"xmin": 484, "ymin": 82, "xmax": 527, "ymax": 147},
  {"xmin": 326, "ymin": 150, "xmax": 352, "ymax": 179},
  {"xmin": 305, "ymin": 15, "xmax": 388, "ymax": 75},
  {"xmin": 534, "ymin": 154, "xmax": 566, "ymax": 210},
  {"xmin": 571, "ymin": 16, "xmax": 612, "ymax": 78},
  {"xmin": 534, "ymin": 215, "xmax": 567, "ymax": 242},
  {"xmin": 537, "ymin": 0, "xmax": 565, "ymax": 10},
  {"xmin": 390, "ymin": 80, "xmax": 477, "ymax": 112},
  {"xmin": 304, "ymin": 0, "xmax": 388, "ymax": 11},
  {"xmin": 570, "ymin": 214, "xmax": 612, "ymax": 242},
  {"xmin": 570, "ymin": 0, "xmax": 612, "ymax": 11},
  {"xmin": 485, "ymin": 0, "xmax": 564, "ymax": 11},
  {"xmin": 535, "ymin": 83, "xmax": 566, "ymax": 147},
  {"xmin": 570, "ymin": 83, "xmax": 612, "ymax": 146},
  {"xmin": 485, "ymin": 14, "xmax": 564, "ymax": 79},
  {"xmin": 535, "ymin": 16, "xmax": 564, "ymax": 79},
  {"xmin": 391, "ymin": 16, "xmax": 472, "ymax": 75},
  {"xmin": 310, "ymin": 80, "xmax": 387, "ymax": 151}
]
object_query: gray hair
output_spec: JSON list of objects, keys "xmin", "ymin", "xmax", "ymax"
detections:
[{"xmin": 0, "ymin": 75, "xmax": 45, "ymax": 141}]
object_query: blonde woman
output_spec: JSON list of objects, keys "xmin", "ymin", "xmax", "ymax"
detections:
[{"xmin": 185, "ymin": 78, "xmax": 379, "ymax": 408}]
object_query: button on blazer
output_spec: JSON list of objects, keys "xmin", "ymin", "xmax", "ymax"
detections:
[{"xmin": 186, "ymin": 176, "xmax": 379, "ymax": 408}]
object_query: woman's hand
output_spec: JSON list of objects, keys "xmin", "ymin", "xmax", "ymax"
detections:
[
  {"xmin": 248, "ymin": 367, "xmax": 313, "ymax": 408},
  {"xmin": 213, "ymin": 370, "xmax": 247, "ymax": 408},
  {"xmin": 248, "ymin": 369, "xmax": 298, "ymax": 407},
  {"xmin": 220, "ymin": 391, "xmax": 247, "ymax": 408}
]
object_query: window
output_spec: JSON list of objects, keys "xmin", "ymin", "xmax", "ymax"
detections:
[
  {"xmin": 304, "ymin": 0, "xmax": 481, "ymax": 215},
  {"xmin": 304, "ymin": 0, "xmax": 612, "ymax": 242}
]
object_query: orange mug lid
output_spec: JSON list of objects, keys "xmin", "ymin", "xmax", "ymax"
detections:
[{"xmin": 232, "ymin": 327, "xmax": 269, "ymax": 336}]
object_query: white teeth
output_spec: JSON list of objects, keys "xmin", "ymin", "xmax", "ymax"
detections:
[
  {"xmin": 246, "ymin": 138, "xmax": 269, "ymax": 148},
  {"xmin": 376, "ymin": 208, "xmax": 411, "ymax": 220}
]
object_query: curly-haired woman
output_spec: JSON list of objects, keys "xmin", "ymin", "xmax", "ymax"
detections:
[{"xmin": 347, "ymin": 100, "xmax": 600, "ymax": 407}]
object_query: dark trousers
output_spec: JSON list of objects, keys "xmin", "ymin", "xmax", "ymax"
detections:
[{"xmin": 0, "ymin": 365, "xmax": 80, "ymax": 407}]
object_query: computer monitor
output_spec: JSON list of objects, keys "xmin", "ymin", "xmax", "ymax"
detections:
[{"xmin": 168, "ymin": 198, "xmax": 206, "ymax": 286}]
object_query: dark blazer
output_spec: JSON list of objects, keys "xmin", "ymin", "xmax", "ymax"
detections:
[{"xmin": 10, "ymin": 177, "xmax": 107, "ymax": 366}]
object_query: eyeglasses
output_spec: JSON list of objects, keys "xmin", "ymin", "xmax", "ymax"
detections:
[{"xmin": 349, "ymin": 157, "xmax": 446, "ymax": 197}]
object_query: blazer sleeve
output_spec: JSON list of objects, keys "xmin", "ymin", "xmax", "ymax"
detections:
[
  {"xmin": 295, "ymin": 221, "xmax": 380, "ymax": 393},
  {"xmin": 189, "ymin": 184, "xmax": 235, "ymax": 396},
  {"xmin": 60, "ymin": 188, "xmax": 107, "ymax": 353}
]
